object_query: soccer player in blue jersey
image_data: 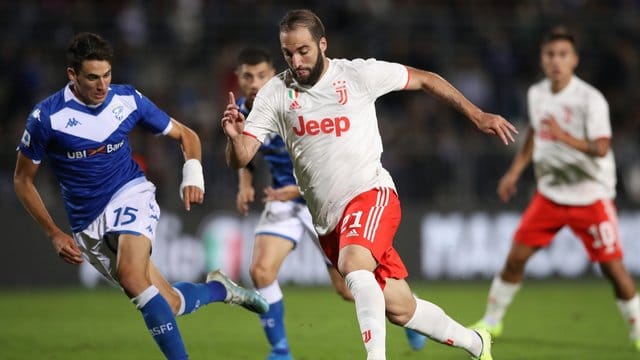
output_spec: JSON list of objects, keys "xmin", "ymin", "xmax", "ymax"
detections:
[
  {"xmin": 233, "ymin": 47, "xmax": 426, "ymax": 359},
  {"xmin": 13, "ymin": 32, "xmax": 268, "ymax": 360}
]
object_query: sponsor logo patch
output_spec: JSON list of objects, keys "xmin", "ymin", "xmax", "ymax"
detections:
[
  {"xmin": 292, "ymin": 115, "xmax": 350, "ymax": 137},
  {"xmin": 20, "ymin": 130, "xmax": 31, "ymax": 147}
]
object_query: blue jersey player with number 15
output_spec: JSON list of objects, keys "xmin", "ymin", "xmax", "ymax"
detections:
[{"xmin": 13, "ymin": 32, "xmax": 268, "ymax": 360}]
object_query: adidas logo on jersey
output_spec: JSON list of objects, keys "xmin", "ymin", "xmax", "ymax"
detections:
[
  {"xmin": 65, "ymin": 117, "xmax": 81, "ymax": 128},
  {"xmin": 289, "ymin": 101, "xmax": 301, "ymax": 110},
  {"xmin": 288, "ymin": 88, "xmax": 301, "ymax": 110},
  {"xmin": 346, "ymin": 229, "xmax": 359, "ymax": 237}
]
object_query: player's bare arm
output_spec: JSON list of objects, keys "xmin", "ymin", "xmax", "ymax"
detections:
[
  {"xmin": 541, "ymin": 116, "xmax": 610, "ymax": 157},
  {"xmin": 166, "ymin": 118, "xmax": 204, "ymax": 210},
  {"xmin": 13, "ymin": 152, "xmax": 83, "ymax": 264},
  {"xmin": 222, "ymin": 92, "xmax": 261, "ymax": 169},
  {"xmin": 237, "ymin": 167, "xmax": 255, "ymax": 216},
  {"xmin": 263, "ymin": 184, "xmax": 301, "ymax": 202},
  {"xmin": 498, "ymin": 127, "xmax": 535, "ymax": 203},
  {"xmin": 405, "ymin": 66, "xmax": 518, "ymax": 145}
]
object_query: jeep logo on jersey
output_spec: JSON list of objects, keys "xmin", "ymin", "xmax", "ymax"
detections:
[
  {"xmin": 292, "ymin": 115, "xmax": 350, "ymax": 137},
  {"xmin": 66, "ymin": 140, "xmax": 125, "ymax": 159}
]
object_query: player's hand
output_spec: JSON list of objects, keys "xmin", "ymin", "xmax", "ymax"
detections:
[
  {"xmin": 474, "ymin": 111, "xmax": 518, "ymax": 145},
  {"xmin": 263, "ymin": 185, "xmax": 301, "ymax": 202},
  {"xmin": 51, "ymin": 231, "xmax": 83, "ymax": 265},
  {"xmin": 236, "ymin": 186, "xmax": 255, "ymax": 216},
  {"xmin": 182, "ymin": 185, "xmax": 204, "ymax": 211},
  {"xmin": 541, "ymin": 116, "xmax": 565, "ymax": 142},
  {"xmin": 497, "ymin": 171, "xmax": 519, "ymax": 203},
  {"xmin": 221, "ymin": 92, "xmax": 245, "ymax": 139}
]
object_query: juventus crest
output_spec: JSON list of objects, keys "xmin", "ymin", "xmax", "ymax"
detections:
[{"xmin": 333, "ymin": 80, "xmax": 348, "ymax": 105}]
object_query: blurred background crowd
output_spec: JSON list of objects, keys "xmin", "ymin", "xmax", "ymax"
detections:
[{"xmin": 2, "ymin": 0, "xmax": 640, "ymax": 215}]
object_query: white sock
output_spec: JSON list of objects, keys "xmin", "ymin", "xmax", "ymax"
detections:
[
  {"xmin": 258, "ymin": 280, "xmax": 283, "ymax": 304},
  {"xmin": 131, "ymin": 285, "xmax": 160, "ymax": 309},
  {"xmin": 482, "ymin": 275, "xmax": 521, "ymax": 325},
  {"xmin": 617, "ymin": 294, "xmax": 640, "ymax": 340},
  {"xmin": 405, "ymin": 298, "xmax": 482, "ymax": 357},
  {"xmin": 173, "ymin": 286, "xmax": 186, "ymax": 316},
  {"xmin": 345, "ymin": 270, "xmax": 386, "ymax": 360}
]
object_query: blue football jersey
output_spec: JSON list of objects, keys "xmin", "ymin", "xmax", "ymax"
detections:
[
  {"xmin": 237, "ymin": 96, "xmax": 303, "ymax": 203},
  {"xmin": 18, "ymin": 84, "xmax": 172, "ymax": 232}
]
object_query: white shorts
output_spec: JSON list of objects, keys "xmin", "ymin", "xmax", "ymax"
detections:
[
  {"xmin": 73, "ymin": 178, "xmax": 160, "ymax": 286},
  {"xmin": 255, "ymin": 200, "xmax": 316, "ymax": 247}
]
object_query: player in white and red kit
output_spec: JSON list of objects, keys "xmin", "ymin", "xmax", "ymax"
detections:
[
  {"xmin": 222, "ymin": 10, "xmax": 518, "ymax": 360},
  {"xmin": 472, "ymin": 29, "xmax": 640, "ymax": 350}
]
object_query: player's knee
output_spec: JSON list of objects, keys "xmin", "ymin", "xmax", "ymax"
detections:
[
  {"xmin": 386, "ymin": 310, "xmax": 413, "ymax": 326},
  {"xmin": 118, "ymin": 272, "xmax": 151, "ymax": 298},
  {"xmin": 337, "ymin": 257, "xmax": 375, "ymax": 275},
  {"xmin": 165, "ymin": 290, "xmax": 182, "ymax": 314},
  {"xmin": 249, "ymin": 262, "xmax": 277, "ymax": 287},
  {"xmin": 384, "ymin": 291, "xmax": 417, "ymax": 326}
]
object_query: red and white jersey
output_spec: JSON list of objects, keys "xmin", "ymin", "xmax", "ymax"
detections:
[
  {"xmin": 528, "ymin": 75, "xmax": 616, "ymax": 205},
  {"xmin": 244, "ymin": 58, "xmax": 409, "ymax": 235}
]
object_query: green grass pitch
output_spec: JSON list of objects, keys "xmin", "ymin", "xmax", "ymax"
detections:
[{"xmin": 1, "ymin": 279, "xmax": 637, "ymax": 359}]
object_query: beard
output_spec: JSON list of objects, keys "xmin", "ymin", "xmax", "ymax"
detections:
[{"xmin": 291, "ymin": 50, "xmax": 324, "ymax": 86}]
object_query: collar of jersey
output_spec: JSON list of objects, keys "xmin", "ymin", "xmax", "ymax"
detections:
[
  {"xmin": 548, "ymin": 75, "xmax": 577, "ymax": 97},
  {"xmin": 64, "ymin": 83, "xmax": 114, "ymax": 112}
]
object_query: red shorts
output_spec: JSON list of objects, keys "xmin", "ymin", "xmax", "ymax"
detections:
[
  {"xmin": 318, "ymin": 187, "xmax": 408, "ymax": 289},
  {"xmin": 515, "ymin": 192, "xmax": 623, "ymax": 262}
]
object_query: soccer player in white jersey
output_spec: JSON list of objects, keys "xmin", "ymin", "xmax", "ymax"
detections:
[
  {"xmin": 471, "ymin": 29, "xmax": 640, "ymax": 350},
  {"xmin": 221, "ymin": 9, "xmax": 518, "ymax": 360},
  {"xmin": 235, "ymin": 47, "xmax": 351, "ymax": 359},
  {"xmin": 13, "ymin": 32, "xmax": 268, "ymax": 360},
  {"xmin": 233, "ymin": 47, "xmax": 427, "ymax": 359}
]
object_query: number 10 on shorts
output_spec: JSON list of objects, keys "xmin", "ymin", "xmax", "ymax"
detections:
[{"xmin": 588, "ymin": 221, "xmax": 617, "ymax": 254}]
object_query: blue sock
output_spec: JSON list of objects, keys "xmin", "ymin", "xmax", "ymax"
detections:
[
  {"xmin": 260, "ymin": 299, "xmax": 289, "ymax": 353},
  {"xmin": 173, "ymin": 281, "xmax": 227, "ymax": 315},
  {"xmin": 134, "ymin": 286, "xmax": 188, "ymax": 360}
]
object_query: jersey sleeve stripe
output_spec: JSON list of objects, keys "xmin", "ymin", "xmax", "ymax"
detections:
[
  {"xmin": 242, "ymin": 131, "xmax": 257, "ymax": 139},
  {"xmin": 402, "ymin": 66, "xmax": 411, "ymax": 90},
  {"xmin": 161, "ymin": 120, "xmax": 173, "ymax": 135}
]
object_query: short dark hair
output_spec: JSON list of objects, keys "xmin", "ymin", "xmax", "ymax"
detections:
[
  {"xmin": 66, "ymin": 32, "xmax": 113, "ymax": 72},
  {"xmin": 279, "ymin": 9, "xmax": 325, "ymax": 42},
  {"xmin": 237, "ymin": 47, "xmax": 273, "ymax": 67},
  {"xmin": 541, "ymin": 26, "xmax": 577, "ymax": 50}
]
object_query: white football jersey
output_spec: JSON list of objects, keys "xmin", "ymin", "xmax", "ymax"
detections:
[
  {"xmin": 244, "ymin": 58, "xmax": 409, "ymax": 235},
  {"xmin": 528, "ymin": 75, "xmax": 616, "ymax": 205}
]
